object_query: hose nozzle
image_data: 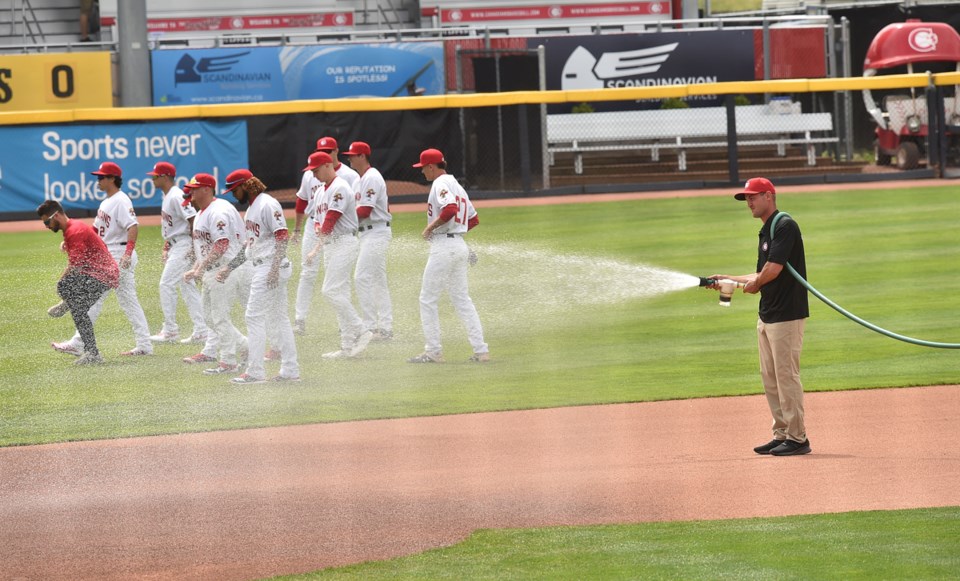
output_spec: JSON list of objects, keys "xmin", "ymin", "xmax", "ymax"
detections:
[{"xmin": 699, "ymin": 277, "xmax": 745, "ymax": 307}]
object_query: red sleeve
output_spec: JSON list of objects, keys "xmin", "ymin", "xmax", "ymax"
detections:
[
  {"xmin": 319, "ymin": 210, "xmax": 342, "ymax": 235},
  {"xmin": 211, "ymin": 238, "xmax": 230, "ymax": 257},
  {"xmin": 467, "ymin": 215, "xmax": 479, "ymax": 230},
  {"xmin": 295, "ymin": 198, "xmax": 308, "ymax": 214},
  {"xmin": 274, "ymin": 229, "xmax": 289, "ymax": 242},
  {"xmin": 438, "ymin": 203, "xmax": 458, "ymax": 223},
  {"xmin": 357, "ymin": 206, "xmax": 373, "ymax": 220}
]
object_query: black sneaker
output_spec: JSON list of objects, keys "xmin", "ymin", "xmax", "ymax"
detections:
[
  {"xmin": 770, "ymin": 439, "xmax": 812, "ymax": 456},
  {"xmin": 753, "ymin": 439, "xmax": 784, "ymax": 455}
]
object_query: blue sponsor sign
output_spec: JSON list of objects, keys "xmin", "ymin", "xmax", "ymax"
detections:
[
  {"xmin": 0, "ymin": 119, "xmax": 248, "ymax": 213},
  {"xmin": 151, "ymin": 43, "xmax": 444, "ymax": 105}
]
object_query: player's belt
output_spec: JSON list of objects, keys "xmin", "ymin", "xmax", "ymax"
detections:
[
  {"xmin": 111, "ymin": 242, "xmax": 130, "ymax": 246},
  {"xmin": 444, "ymin": 233, "xmax": 463, "ymax": 238},
  {"xmin": 167, "ymin": 235, "xmax": 185, "ymax": 245},
  {"xmin": 359, "ymin": 221, "xmax": 391, "ymax": 231}
]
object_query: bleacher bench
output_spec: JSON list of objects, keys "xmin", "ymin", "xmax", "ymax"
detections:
[{"xmin": 547, "ymin": 103, "xmax": 838, "ymax": 173}]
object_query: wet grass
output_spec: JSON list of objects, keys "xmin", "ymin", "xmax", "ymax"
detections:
[{"xmin": 1, "ymin": 185, "xmax": 959, "ymax": 446}]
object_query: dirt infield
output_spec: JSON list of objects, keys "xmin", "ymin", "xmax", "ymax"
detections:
[
  {"xmin": 3, "ymin": 178, "xmax": 958, "ymax": 580},
  {"xmin": 1, "ymin": 386, "xmax": 958, "ymax": 580}
]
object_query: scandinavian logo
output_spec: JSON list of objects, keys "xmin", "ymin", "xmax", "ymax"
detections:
[
  {"xmin": 560, "ymin": 43, "xmax": 679, "ymax": 90},
  {"xmin": 174, "ymin": 51, "xmax": 253, "ymax": 86},
  {"xmin": 908, "ymin": 27, "xmax": 938, "ymax": 53}
]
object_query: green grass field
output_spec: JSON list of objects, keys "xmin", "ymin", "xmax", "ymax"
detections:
[{"xmin": 3, "ymin": 184, "xmax": 959, "ymax": 579}]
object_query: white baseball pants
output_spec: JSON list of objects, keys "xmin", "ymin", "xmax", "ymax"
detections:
[
  {"xmin": 355, "ymin": 226, "xmax": 393, "ymax": 334},
  {"xmin": 294, "ymin": 220, "xmax": 322, "ymax": 324},
  {"xmin": 70, "ymin": 248, "xmax": 152, "ymax": 352},
  {"xmin": 243, "ymin": 260, "xmax": 299, "ymax": 380},
  {"xmin": 322, "ymin": 235, "xmax": 364, "ymax": 350},
  {"xmin": 419, "ymin": 235, "xmax": 488, "ymax": 356},
  {"xmin": 199, "ymin": 263, "xmax": 249, "ymax": 365},
  {"xmin": 159, "ymin": 237, "xmax": 207, "ymax": 337}
]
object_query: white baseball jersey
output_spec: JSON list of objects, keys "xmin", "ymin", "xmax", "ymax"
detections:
[
  {"xmin": 192, "ymin": 198, "xmax": 245, "ymax": 264},
  {"xmin": 427, "ymin": 174, "xmax": 476, "ymax": 236},
  {"xmin": 93, "ymin": 190, "xmax": 138, "ymax": 248},
  {"xmin": 160, "ymin": 185, "xmax": 196, "ymax": 241},
  {"xmin": 356, "ymin": 167, "xmax": 391, "ymax": 226},
  {"xmin": 315, "ymin": 176, "xmax": 359, "ymax": 237},
  {"xmin": 336, "ymin": 162, "xmax": 360, "ymax": 192},
  {"xmin": 295, "ymin": 170, "xmax": 323, "ymax": 220},
  {"xmin": 244, "ymin": 193, "xmax": 288, "ymax": 263}
]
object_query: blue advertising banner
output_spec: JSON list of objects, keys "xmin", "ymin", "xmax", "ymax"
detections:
[
  {"xmin": 0, "ymin": 119, "xmax": 248, "ymax": 213},
  {"xmin": 151, "ymin": 43, "xmax": 444, "ymax": 106}
]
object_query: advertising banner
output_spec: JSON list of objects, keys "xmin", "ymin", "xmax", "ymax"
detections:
[
  {"xmin": 0, "ymin": 120, "xmax": 247, "ymax": 213},
  {"xmin": 534, "ymin": 30, "xmax": 755, "ymax": 111},
  {"xmin": 426, "ymin": 1, "xmax": 671, "ymax": 24},
  {"xmin": 0, "ymin": 52, "xmax": 113, "ymax": 112},
  {"xmin": 151, "ymin": 43, "xmax": 444, "ymax": 105}
]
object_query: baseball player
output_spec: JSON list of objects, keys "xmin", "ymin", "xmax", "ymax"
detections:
[
  {"xmin": 303, "ymin": 151, "xmax": 373, "ymax": 359},
  {"xmin": 147, "ymin": 161, "xmax": 209, "ymax": 345},
  {"xmin": 408, "ymin": 149, "xmax": 489, "ymax": 363},
  {"xmin": 344, "ymin": 141, "xmax": 394, "ymax": 340},
  {"xmin": 223, "ymin": 169, "xmax": 300, "ymax": 384},
  {"xmin": 51, "ymin": 162, "xmax": 153, "ymax": 357},
  {"xmin": 39, "ymin": 200, "xmax": 119, "ymax": 365},
  {"xmin": 293, "ymin": 136, "xmax": 360, "ymax": 335},
  {"xmin": 181, "ymin": 173, "xmax": 250, "ymax": 375}
]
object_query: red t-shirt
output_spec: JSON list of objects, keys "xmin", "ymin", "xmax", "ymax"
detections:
[{"xmin": 63, "ymin": 218, "xmax": 119, "ymax": 288}]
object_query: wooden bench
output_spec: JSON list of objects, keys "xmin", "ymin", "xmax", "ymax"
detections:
[{"xmin": 547, "ymin": 103, "xmax": 838, "ymax": 173}]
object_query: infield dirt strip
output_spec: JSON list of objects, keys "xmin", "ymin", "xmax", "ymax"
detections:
[
  {"xmin": 2, "ymin": 179, "xmax": 958, "ymax": 580},
  {"xmin": 1, "ymin": 386, "xmax": 959, "ymax": 580}
]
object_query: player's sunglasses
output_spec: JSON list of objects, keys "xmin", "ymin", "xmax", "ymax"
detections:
[{"xmin": 42, "ymin": 211, "xmax": 59, "ymax": 226}]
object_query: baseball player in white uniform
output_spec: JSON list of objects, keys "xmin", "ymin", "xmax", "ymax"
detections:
[
  {"xmin": 293, "ymin": 136, "xmax": 359, "ymax": 335},
  {"xmin": 181, "ymin": 173, "xmax": 250, "ymax": 375},
  {"xmin": 147, "ymin": 161, "xmax": 209, "ymax": 345},
  {"xmin": 223, "ymin": 169, "xmax": 299, "ymax": 384},
  {"xmin": 408, "ymin": 149, "xmax": 489, "ymax": 363},
  {"xmin": 52, "ymin": 161, "xmax": 153, "ymax": 357},
  {"xmin": 344, "ymin": 141, "xmax": 393, "ymax": 341},
  {"xmin": 303, "ymin": 151, "xmax": 373, "ymax": 359}
]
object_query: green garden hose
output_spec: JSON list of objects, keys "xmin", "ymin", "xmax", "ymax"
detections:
[{"xmin": 772, "ymin": 212, "xmax": 960, "ymax": 349}]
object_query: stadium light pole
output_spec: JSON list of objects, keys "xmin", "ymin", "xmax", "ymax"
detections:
[{"xmin": 117, "ymin": 0, "xmax": 152, "ymax": 107}]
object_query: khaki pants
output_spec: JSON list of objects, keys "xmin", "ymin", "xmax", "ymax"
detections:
[{"xmin": 757, "ymin": 318, "xmax": 807, "ymax": 443}]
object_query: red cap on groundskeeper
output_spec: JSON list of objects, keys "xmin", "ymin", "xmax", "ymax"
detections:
[
  {"xmin": 91, "ymin": 161, "xmax": 123, "ymax": 177},
  {"xmin": 223, "ymin": 169, "xmax": 253, "ymax": 194},
  {"xmin": 182, "ymin": 173, "xmax": 217, "ymax": 192},
  {"xmin": 315, "ymin": 136, "xmax": 338, "ymax": 152},
  {"xmin": 146, "ymin": 161, "xmax": 176, "ymax": 177},
  {"xmin": 734, "ymin": 177, "xmax": 776, "ymax": 200},
  {"xmin": 344, "ymin": 141, "xmax": 371, "ymax": 156},
  {"xmin": 413, "ymin": 148, "xmax": 444, "ymax": 168},
  {"xmin": 303, "ymin": 151, "xmax": 334, "ymax": 171}
]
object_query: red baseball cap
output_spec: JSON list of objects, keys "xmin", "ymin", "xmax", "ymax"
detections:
[
  {"xmin": 344, "ymin": 141, "xmax": 371, "ymax": 156},
  {"xmin": 413, "ymin": 148, "xmax": 444, "ymax": 168},
  {"xmin": 315, "ymin": 136, "xmax": 338, "ymax": 152},
  {"xmin": 182, "ymin": 173, "xmax": 217, "ymax": 192},
  {"xmin": 224, "ymin": 169, "xmax": 253, "ymax": 193},
  {"xmin": 146, "ymin": 161, "xmax": 176, "ymax": 177},
  {"xmin": 91, "ymin": 161, "xmax": 122, "ymax": 177},
  {"xmin": 303, "ymin": 151, "xmax": 333, "ymax": 171},
  {"xmin": 735, "ymin": 177, "xmax": 776, "ymax": 200}
]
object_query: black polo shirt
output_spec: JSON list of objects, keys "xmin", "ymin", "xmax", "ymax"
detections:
[{"xmin": 757, "ymin": 210, "xmax": 809, "ymax": 323}]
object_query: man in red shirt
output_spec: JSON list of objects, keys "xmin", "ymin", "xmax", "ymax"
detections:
[{"xmin": 39, "ymin": 200, "xmax": 120, "ymax": 365}]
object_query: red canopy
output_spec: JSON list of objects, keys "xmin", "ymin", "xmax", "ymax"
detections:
[{"xmin": 864, "ymin": 20, "xmax": 960, "ymax": 70}]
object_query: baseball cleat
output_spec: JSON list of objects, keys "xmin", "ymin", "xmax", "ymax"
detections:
[
  {"xmin": 230, "ymin": 373, "xmax": 266, "ymax": 385},
  {"xmin": 270, "ymin": 374, "xmax": 301, "ymax": 382},
  {"xmin": 468, "ymin": 353, "xmax": 491, "ymax": 363},
  {"xmin": 47, "ymin": 301, "xmax": 70, "ymax": 318},
  {"xmin": 203, "ymin": 362, "xmax": 239, "ymax": 375},
  {"xmin": 179, "ymin": 333, "xmax": 208, "ymax": 345},
  {"xmin": 149, "ymin": 331, "xmax": 180, "ymax": 343},
  {"xmin": 348, "ymin": 330, "xmax": 374, "ymax": 357},
  {"xmin": 52, "ymin": 341, "xmax": 83, "ymax": 357},
  {"xmin": 370, "ymin": 329, "xmax": 394, "ymax": 342},
  {"xmin": 407, "ymin": 352, "xmax": 444, "ymax": 364},
  {"xmin": 120, "ymin": 348, "xmax": 153, "ymax": 356},
  {"xmin": 74, "ymin": 352, "xmax": 104, "ymax": 365},
  {"xmin": 321, "ymin": 349, "xmax": 349, "ymax": 359},
  {"xmin": 183, "ymin": 353, "xmax": 217, "ymax": 364},
  {"xmin": 294, "ymin": 319, "xmax": 306, "ymax": 336},
  {"xmin": 263, "ymin": 348, "xmax": 282, "ymax": 362}
]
